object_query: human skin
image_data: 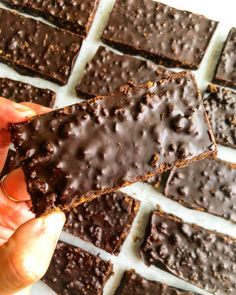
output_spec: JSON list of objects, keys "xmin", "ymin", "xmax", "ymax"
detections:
[{"xmin": 0, "ymin": 97, "xmax": 65, "ymax": 295}]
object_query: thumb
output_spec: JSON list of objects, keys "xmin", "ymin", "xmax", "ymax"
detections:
[{"xmin": 0, "ymin": 212, "xmax": 65, "ymax": 295}]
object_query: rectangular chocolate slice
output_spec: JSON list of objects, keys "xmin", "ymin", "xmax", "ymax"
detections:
[
  {"xmin": 1, "ymin": 0, "xmax": 99, "ymax": 36},
  {"xmin": 140, "ymin": 209, "xmax": 236, "ymax": 294},
  {"xmin": 0, "ymin": 8, "xmax": 82, "ymax": 85},
  {"xmin": 203, "ymin": 84, "xmax": 236, "ymax": 148},
  {"xmin": 165, "ymin": 158, "xmax": 236, "ymax": 223},
  {"xmin": 102, "ymin": 0, "xmax": 217, "ymax": 69},
  {"xmin": 76, "ymin": 46, "xmax": 172, "ymax": 99},
  {"xmin": 10, "ymin": 72, "xmax": 217, "ymax": 216},
  {"xmin": 42, "ymin": 241, "xmax": 113, "ymax": 295},
  {"xmin": 0, "ymin": 150, "xmax": 20, "ymax": 178},
  {"xmin": 64, "ymin": 191, "xmax": 140, "ymax": 255},
  {"xmin": 214, "ymin": 28, "xmax": 236, "ymax": 88},
  {"xmin": 0, "ymin": 77, "xmax": 55, "ymax": 107},
  {"xmin": 115, "ymin": 270, "xmax": 197, "ymax": 295}
]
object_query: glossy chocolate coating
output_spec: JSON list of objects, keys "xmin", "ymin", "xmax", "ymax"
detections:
[
  {"xmin": 0, "ymin": 77, "xmax": 55, "ymax": 107},
  {"xmin": 0, "ymin": 150, "xmax": 20, "ymax": 178},
  {"xmin": 10, "ymin": 72, "xmax": 216, "ymax": 216},
  {"xmin": 102, "ymin": 0, "xmax": 217, "ymax": 69},
  {"xmin": 64, "ymin": 191, "xmax": 140, "ymax": 255},
  {"xmin": 214, "ymin": 28, "xmax": 236, "ymax": 88},
  {"xmin": 0, "ymin": 8, "xmax": 82, "ymax": 85},
  {"xmin": 140, "ymin": 210, "xmax": 236, "ymax": 294},
  {"xmin": 76, "ymin": 46, "xmax": 172, "ymax": 99},
  {"xmin": 1, "ymin": 0, "xmax": 99, "ymax": 36},
  {"xmin": 203, "ymin": 84, "xmax": 236, "ymax": 149},
  {"xmin": 115, "ymin": 270, "xmax": 197, "ymax": 295},
  {"xmin": 42, "ymin": 241, "xmax": 113, "ymax": 295},
  {"xmin": 165, "ymin": 158, "xmax": 236, "ymax": 223}
]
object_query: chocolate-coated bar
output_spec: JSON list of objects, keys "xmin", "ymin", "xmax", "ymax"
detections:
[
  {"xmin": 10, "ymin": 72, "xmax": 216, "ymax": 216},
  {"xmin": 102, "ymin": 0, "xmax": 217, "ymax": 69},
  {"xmin": 140, "ymin": 209, "xmax": 236, "ymax": 294},
  {"xmin": 64, "ymin": 191, "xmax": 140, "ymax": 255},
  {"xmin": 165, "ymin": 158, "xmax": 236, "ymax": 222},
  {"xmin": 1, "ymin": 0, "xmax": 99, "ymax": 36},
  {"xmin": 0, "ymin": 77, "xmax": 55, "ymax": 107},
  {"xmin": 42, "ymin": 241, "xmax": 113, "ymax": 295},
  {"xmin": 0, "ymin": 8, "xmax": 82, "ymax": 85}
]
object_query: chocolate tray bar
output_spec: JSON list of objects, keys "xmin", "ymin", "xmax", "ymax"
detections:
[
  {"xmin": 203, "ymin": 84, "xmax": 236, "ymax": 149},
  {"xmin": 102, "ymin": 0, "xmax": 218, "ymax": 69},
  {"xmin": 140, "ymin": 209, "xmax": 236, "ymax": 294},
  {"xmin": 64, "ymin": 191, "xmax": 140, "ymax": 255},
  {"xmin": 0, "ymin": 8, "xmax": 82, "ymax": 85},
  {"xmin": 76, "ymin": 46, "xmax": 172, "ymax": 99},
  {"xmin": 115, "ymin": 270, "xmax": 197, "ymax": 295},
  {"xmin": 1, "ymin": 0, "xmax": 99, "ymax": 36},
  {"xmin": 165, "ymin": 158, "xmax": 236, "ymax": 223},
  {"xmin": 42, "ymin": 241, "xmax": 113, "ymax": 295},
  {"xmin": 214, "ymin": 28, "xmax": 236, "ymax": 88},
  {"xmin": 10, "ymin": 72, "xmax": 216, "ymax": 216},
  {"xmin": 0, "ymin": 77, "xmax": 55, "ymax": 107}
]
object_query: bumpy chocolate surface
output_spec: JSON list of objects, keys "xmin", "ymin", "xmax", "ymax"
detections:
[
  {"xmin": 76, "ymin": 46, "xmax": 172, "ymax": 99},
  {"xmin": 214, "ymin": 28, "xmax": 236, "ymax": 88},
  {"xmin": 115, "ymin": 270, "xmax": 196, "ymax": 295},
  {"xmin": 42, "ymin": 242, "xmax": 113, "ymax": 295},
  {"xmin": 0, "ymin": 150, "xmax": 20, "ymax": 178},
  {"xmin": 1, "ymin": 0, "xmax": 99, "ymax": 36},
  {"xmin": 140, "ymin": 210, "xmax": 236, "ymax": 294},
  {"xmin": 0, "ymin": 77, "xmax": 55, "ymax": 107},
  {"xmin": 10, "ymin": 72, "xmax": 216, "ymax": 216},
  {"xmin": 64, "ymin": 191, "xmax": 140, "ymax": 255},
  {"xmin": 165, "ymin": 158, "xmax": 236, "ymax": 223},
  {"xmin": 0, "ymin": 8, "xmax": 82, "ymax": 85},
  {"xmin": 102, "ymin": 0, "xmax": 217, "ymax": 69},
  {"xmin": 203, "ymin": 84, "xmax": 236, "ymax": 148}
]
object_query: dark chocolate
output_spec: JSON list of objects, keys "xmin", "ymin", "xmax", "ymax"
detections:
[
  {"xmin": 10, "ymin": 72, "xmax": 216, "ymax": 216},
  {"xmin": 214, "ymin": 28, "xmax": 236, "ymax": 88},
  {"xmin": 203, "ymin": 84, "xmax": 236, "ymax": 149},
  {"xmin": 1, "ymin": 0, "xmax": 99, "ymax": 36},
  {"xmin": 115, "ymin": 270, "xmax": 197, "ymax": 295},
  {"xmin": 64, "ymin": 191, "xmax": 140, "ymax": 255},
  {"xmin": 102, "ymin": 0, "xmax": 218, "ymax": 69},
  {"xmin": 42, "ymin": 241, "xmax": 113, "ymax": 295},
  {"xmin": 165, "ymin": 158, "xmax": 236, "ymax": 223},
  {"xmin": 76, "ymin": 46, "xmax": 172, "ymax": 99},
  {"xmin": 0, "ymin": 150, "xmax": 20, "ymax": 178},
  {"xmin": 140, "ymin": 209, "xmax": 236, "ymax": 294},
  {"xmin": 0, "ymin": 77, "xmax": 55, "ymax": 107},
  {"xmin": 0, "ymin": 8, "xmax": 82, "ymax": 85}
]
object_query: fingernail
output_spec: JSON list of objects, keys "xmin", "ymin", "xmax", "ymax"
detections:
[
  {"xmin": 13, "ymin": 103, "xmax": 36, "ymax": 115},
  {"xmin": 41, "ymin": 212, "xmax": 66, "ymax": 238}
]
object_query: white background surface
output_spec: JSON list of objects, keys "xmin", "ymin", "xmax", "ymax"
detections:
[{"xmin": 0, "ymin": 0, "xmax": 236, "ymax": 294}]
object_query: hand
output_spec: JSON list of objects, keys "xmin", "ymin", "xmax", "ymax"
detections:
[{"xmin": 0, "ymin": 98, "xmax": 65, "ymax": 295}]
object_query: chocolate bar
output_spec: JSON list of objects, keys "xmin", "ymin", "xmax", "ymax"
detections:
[
  {"xmin": 140, "ymin": 209, "xmax": 236, "ymax": 294},
  {"xmin": 214, "ymin": 28, "xmax": 236, "ymax": 88},
  {"xmin": 1, "ymin": 0, "xmax": 99, "ymax": 36},
  {"xmin": 0, "ymin": 77, "xmax": 55, "ymax": 107},
  {"xmin": 0, "ymin": 8, "xmax": 82, "ymax": 85},
  {"xmin": 203, "ymin": 84, "xmax": 236, "ymax": 149},
  {"xmin": 102, "ymin": 0, "xmax": 217, "ymax": 69},
  {"xmin": 10, "ymin": 72, "xmax": 216, "ymax": 216},
  {"xmin": 64, "ymin": 191, "xmax": 140, "ymax": 255},
  {"xmin": 42, "ymin": 241, "xmax": 113, "ymax": 295},
  {"xmin": 76, "ymin": 46, "xmax": 172, "ymax": 99}
]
